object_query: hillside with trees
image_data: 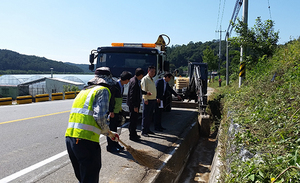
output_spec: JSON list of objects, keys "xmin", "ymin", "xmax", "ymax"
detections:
[
  {"xmin": 166, "ymin": 39, "xmax": 241, "ymax": 77},
  {"xmin": 65, "ymin": 62, "xmax": 92, "ymax": 73},
  {"xmin": 167, "ymin": 40, "xmax": 223, "ymax": 74},
  {"xmin": 167, "ymin": 17, "xmax": 280, "ymax": 80},
  {"xmin": 0, "ymin": 49, "xmax": 85, "ymax": 74}
]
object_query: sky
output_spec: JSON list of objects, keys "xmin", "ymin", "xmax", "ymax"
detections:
[{"xmin": 0, "ymin": 0, "xmax": 299, "ymax": 65}]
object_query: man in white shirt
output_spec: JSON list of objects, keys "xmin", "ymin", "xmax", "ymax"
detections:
[{"xmin": 140, "ymin": 66, "xmax": 157, "ymax": 137}]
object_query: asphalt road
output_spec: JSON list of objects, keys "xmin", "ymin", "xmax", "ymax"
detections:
[
  {"xmin": 0, "ymin": 98, "xmax": 200, "ymax": 183},
  {"xmin": 0, "ymin": 100, "xmax": 73, "ymax": 183}
]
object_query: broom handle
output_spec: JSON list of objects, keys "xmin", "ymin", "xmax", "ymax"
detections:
[
  {"xmin": 118, "ymin": 139, "xmax": 130, "ymax": 149},
  {"xmin": 109, "ymin": 131, "xmax": 130, "ymax": 149}
]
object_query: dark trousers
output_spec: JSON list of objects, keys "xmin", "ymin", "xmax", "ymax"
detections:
[
  {"xmin": 142, "ymin": 99, "xmax": 156, "ymax": 134},
  {"xmin": 129, "ymin": 106, "xmax": 139, "ymax": 138},
  {"xmin": 66, "ymin": 136, "xmax": 101, "ymax": 183},
  {"xmin": 155, "ymin": 103, "xmax": 163, "ymax": 129},
  {"xmin": 106, "ymin": 113, "xmax": 122, "ymax": 149}
]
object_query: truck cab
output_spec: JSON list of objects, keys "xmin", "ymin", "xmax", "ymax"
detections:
[
  {"xmin": 88, "ymin": 35, "xmax": 170, "ymax": 114},
  {"xmin": 90, "ymin": 46, "xmax": 168, "ymax": 78}
]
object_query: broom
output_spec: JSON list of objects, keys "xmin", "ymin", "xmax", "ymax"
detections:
[{"xmin": 117, "ymin": 138, "xmax": 163, "ymax": 169}]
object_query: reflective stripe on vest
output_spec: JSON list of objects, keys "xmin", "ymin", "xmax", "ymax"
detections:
[
  {"xmin": 68, "ymin": 122, "xmax": 101, "ymax": 135},
  {"xmin": 70, "ymin": 107, "xmax": 93, "ymax": 116},
  {"xmin": 65, "ymin": 86, "xmax": 111, "ymax": 143}
]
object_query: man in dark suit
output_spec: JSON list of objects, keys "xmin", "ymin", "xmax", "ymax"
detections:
[
  {"xmin": 155, "ymin": 72, "xmax": 181, "ymax": 131},
  {"xmin": 127, "ymin": 68, "xmax": 151, "ymax": 141}
]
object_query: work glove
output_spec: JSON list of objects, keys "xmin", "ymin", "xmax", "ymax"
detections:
[{"xmin": 108, "ymin": 131, "xmax": 119, "ymax": 142}]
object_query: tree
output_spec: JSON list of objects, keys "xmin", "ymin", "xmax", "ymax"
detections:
[
  {"xmin": 167, "ymin": 40, "xmax": 225, "ymax": 72},
  {"xmin": 228, "ymin": 49, "xmax": 241, "ymax": 79},
  {"xmin": 230, "ymin": 17, "xmax": 279, "ymax": 68},
  {"xmin": 202, "ymin": 46, "xmax": 218, "ymax": 72},
  {"xmin": 63, "ymin": 85, "xmax": 79, "ymax": 92}
]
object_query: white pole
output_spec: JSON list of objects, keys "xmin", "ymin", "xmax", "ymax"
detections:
[
  {"xmin": 226, "ymin": 34, "xmax": 229, "ymax": 86},
  {"xmin": 239, "ymin": 0, "xmax": 248, "ymax": 88}
]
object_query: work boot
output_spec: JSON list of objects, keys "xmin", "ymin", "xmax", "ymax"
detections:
[
  {"xmin": 148, "ymin": 130, "xmax": 155, "ymax": 135},
  {"xmin": 106, "ymin": 146, "xmax": 119, "ymax": 153},
  {"xmin": 130, "ymin": 136, "xmax": 141, "ymax": 142},
  {"xmin": 116, "ymin": 144, "xmax": 125, "ymax": 152},
  {"xmin": 155, "ymin": 128, "xmax": 163, "ymax": 132}
]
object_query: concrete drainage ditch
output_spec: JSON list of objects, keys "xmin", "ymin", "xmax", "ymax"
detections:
[{"xmin": 150, "ymin": 113, "xmax": 219, "ymax": 183}]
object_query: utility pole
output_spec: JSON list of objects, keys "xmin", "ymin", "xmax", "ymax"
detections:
[
  {"xmin": 239, "ymin": 0, "xmax": 248, "ymax": 88},
  {"xmin": 216, "ymin": 26, "xmax": 226, "ymax": 80},
  {"xmin": 226, "ymin": 32, "xmax": 229, "ymax": 86},
  {"xmin": 225, "ymin": 0, "xmax": 243, "ymax": 86}
]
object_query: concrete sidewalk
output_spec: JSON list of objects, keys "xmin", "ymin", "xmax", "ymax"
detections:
[{"xmin": 37, "ymin": 107, "xmax": 199, "ymax": 183}]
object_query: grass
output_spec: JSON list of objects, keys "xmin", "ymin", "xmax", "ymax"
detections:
[{"xmin": 211, "ymin": 39, "xmax": 300, "ymax": 182}]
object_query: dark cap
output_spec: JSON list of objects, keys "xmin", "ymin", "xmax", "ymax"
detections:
[{"xmin": 95, "ymin": 67, "xmax": 111, "ymax": 76}]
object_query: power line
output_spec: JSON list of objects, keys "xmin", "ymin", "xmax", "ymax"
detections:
[
  {"xmin": 220, "ymin": 0, "xmax": 227, "ymax": 27},
  {"xmin": 267, "ymin": 0, "xmax": 272, "ymax": 20},
  {"xmin": 216, "ymin": 0, "xmax": 222, "ymax": 31}
]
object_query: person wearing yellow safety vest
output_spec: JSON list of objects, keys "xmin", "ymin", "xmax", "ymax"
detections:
[
  {"xmin": 65, "ymin": 67, "xmax": 119, "ymax": 183},
  {"xmin": 106, "ymin": 71, "xmax": 132, "ymax": 153}
]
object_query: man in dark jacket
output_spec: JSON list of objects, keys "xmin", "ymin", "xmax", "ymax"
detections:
[
  {"xmin": 107, "ymin": 71, "xmax": 132, "ymax": 153},
  {"xmin": 155, "ymin": 72, "xmax": 181, "ymax": 131},
  {"xmin": 127, "ymin": 68, "xmax": 150, "ymax": 141}
]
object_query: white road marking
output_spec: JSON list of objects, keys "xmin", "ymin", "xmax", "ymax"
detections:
[
  {"xmin": 0, "ymin": 125, "xmax": 129, "ymax": 183},
  {"xmin": 0, "ymin": 151, "xmax": 67, "ymax": 183}
]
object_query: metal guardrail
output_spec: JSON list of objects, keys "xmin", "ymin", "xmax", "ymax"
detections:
[
  {"xmin": 0, "ymin": 91, "xmax": 81, "ymax": 106},
  {"xmin": 51, "ymin": 92, "xmax": 64, "ymax": 101},
  {"xmin": 64, "ymin": 91, "xmax": 76, "ymax": 99},
  {"xmin": 0, "ymin": 97, "xmax": 12, "ymax": 105},
  {"xmin": 35, "ymin": 94, "xmax": 50, "ymax": 102},
  {"xmin": 16, "ymin": 95, "xmax": 33, "ymax": 104}
]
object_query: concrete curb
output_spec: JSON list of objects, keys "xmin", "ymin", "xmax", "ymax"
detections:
[
  {"xmin": 145, "ymin": 120, "xmax": 200, "ymax": 183},
  {"xmin": 208, "ymin": 121, "xmax": 224, "ymax": 183},
  {"xmin": 208, "ymin": 139, "xmax": 221, "ymax": 183}
]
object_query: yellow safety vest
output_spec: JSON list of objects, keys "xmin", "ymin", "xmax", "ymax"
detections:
[
  {"xmin": 114, "ymin": 97, "xmax": 123, "ymax": 114},
  {"xmin": 65, "ymin": 86, "xmax": 111, "ymax": 143}
]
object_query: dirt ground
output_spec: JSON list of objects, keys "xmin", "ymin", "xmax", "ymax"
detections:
[{"xmin": 178, "ymin": 130, "xmax": 218, "ymax": 183}]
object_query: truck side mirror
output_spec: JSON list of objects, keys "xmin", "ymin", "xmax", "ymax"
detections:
[
  {"xmin": 89, "ymin": 54, "xmax": 95, "ymax": 64},
  {"xmin": 89, "ymin": 64, "xmax": 94, "ymax": 71},
  {"xmin": 164, "ymin": 61, "xmax": 169, "ymax": 71}
]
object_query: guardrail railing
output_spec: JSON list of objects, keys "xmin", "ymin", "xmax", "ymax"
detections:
[{"xmin": 0, "ymin": 90, "xmax": 81, "ymax": 106}]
